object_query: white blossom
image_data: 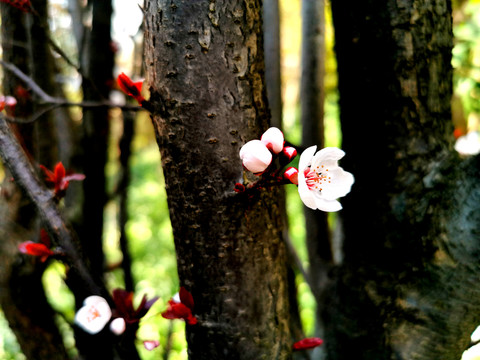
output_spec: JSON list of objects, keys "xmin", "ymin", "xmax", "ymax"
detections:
[
  {"xmin": 75, "ymin": 296, "xmax": 112, "ymax": 334},
  {"xmin": 298, "ymin": 146, "xmax": 354, "ymax": 212},
  {"xmin": 455, "ymin": 131, "xmax": 480, "ymax": 156}
]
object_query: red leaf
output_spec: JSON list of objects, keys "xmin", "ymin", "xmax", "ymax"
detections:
[
  {"xmin": 117, "ymin": 73, "xmax": 145, "ymax": 105},
  {"xmin": 18, "ymin": 241, "xmax": 54, "ymax": 262},
  {"xmin": 39, "ymin": 229, "xmax": 51, "ymax": 248},
  {"xmin": 292, "ymin": 337, "xmax": 323, "ymax": 351},
  {"xmin": 179, "ymin": 287, "xmax": 194, "ymax": 310},
  {"xmin": 0, "ymin": 0, "xmax": 31, "ymax": 12}
]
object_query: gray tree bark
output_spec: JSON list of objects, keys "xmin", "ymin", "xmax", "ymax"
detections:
[{"xmin": 144, "ymin": 1, "xmax": 292, "ymax": 359}]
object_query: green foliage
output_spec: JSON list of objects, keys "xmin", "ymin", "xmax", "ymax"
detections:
[
  {"xmin": 453, "ymin": 2, "xmax": 480, "ymax": 119},
  {"xmin": 0, "ymin": 311, "xmax": 25, "ymax": 360}
]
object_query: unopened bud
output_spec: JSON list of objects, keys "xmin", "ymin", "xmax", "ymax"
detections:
[
  {"xmin": 284, "ymin": 167, "xmax": 299, "ymax": 185},
  {"xmin": 110, "ymin": 317, "xmax": 126, "ymax": 335},
  {"xmin": 239, "ymin": 140, "xmax": 272, "ymax": 174},
  {"xmin": 261, "ymin": 127, "xmax": 284, "ymax": 154},
  {"xmin": 282, "ymin": 146, "xmax": 297, "ymax": 162}
]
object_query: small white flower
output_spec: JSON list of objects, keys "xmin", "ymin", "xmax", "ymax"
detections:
[
  {"xmin": 109, "ymin": 317, "xmax": 126, "ymax": 335},
  {"xmin": 298, "ymin": 146, "xmax": 354, "ymax": 212},
  {"xmin": 454, "ymin": 131, "xmax": 480, "ymax": 156},
  {"xmin": 239, "ymin": 139, "xmax": 272, "ymax": 173},
  {"xmin": 75, "ymin": 296, "xmax": 112, "ymax": 334},
  {"xmin": 261, "ymin": 127, "xmax": 284, "ymax": 154},
  {"xmin": 143, "ymin": 340, "xmax": 160, "ymax": 351}
]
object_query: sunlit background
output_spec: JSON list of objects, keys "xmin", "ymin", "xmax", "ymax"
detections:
[{"xmin": 1, "ymin": 0, "xmax": 480, "ymax": 359}]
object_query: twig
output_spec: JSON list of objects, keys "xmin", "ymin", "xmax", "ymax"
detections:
[
  {"xmin": 0, "ymin": 61, "xmax": 146, "ymax": 122},
  {"xmin": 0, "ymin": 60, "xmax": 56, "ymax": 103},
  {"xmin": 0, "ymin": 113, "xmax": 104, "ymax": 296},
  {"xmin": 284, "ymin": 233, "xmax": 315, "ymax": 296}
]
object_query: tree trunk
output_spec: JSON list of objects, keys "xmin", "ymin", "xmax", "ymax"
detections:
[
  {"xmin": 263, "ymin": 0, "xmax": 282, "ymax": 128},
  {"xmin": 300, "ymin": 3, "xmax": 330, "ymax": 359},
  {"xmin": 325, "ymin": 1, "xmax": 480, "ymax": 359},
  {"xmin": 144, "ymin": 1, "xmax": 292, "ymax": 359},
  {"xmin": 0, "ymin": 3, "xmax": 69, "ymax": 359},
  {"xmin": 80, "ymin": 0, "xmax": 114, "ymax": 279}
]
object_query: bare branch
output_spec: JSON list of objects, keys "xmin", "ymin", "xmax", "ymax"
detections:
[
  {"xmin": 0, "ymin": 60, "xmax": 147, "ymax": 121},
  {"xmin": 0, "ymin": 60, "xmax": 56, "ymax": 102},
  {"xmin": 0, "ymin": 114, "xmax": 104, "ymax": 296}
]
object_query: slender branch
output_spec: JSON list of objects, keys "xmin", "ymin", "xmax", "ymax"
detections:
[
  {"xmin": 0, "ymin": 60, "xmax": 56, "ymax": 102},
  {"xmin": 0, "ymin": 114, "xmax": 104, "ymax": 296},
  {"xmin": 118, "ymin": 112, "xmax": 135, "ymax": 292},
  {"xmin": 0, "ymin": 60, "xmax": 148, "ymax": 122},
  {"xmin": 284, "ymin": 233, "xmax": 316, "ymax": 297}
]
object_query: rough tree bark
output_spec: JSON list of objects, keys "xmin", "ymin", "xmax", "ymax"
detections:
[
  {"xmin": 144, "ymin": 1, "xmax": 292, "ymax": 359},
  {"xmin": 324, "ymin": 0, "xmax": 480, "ymax": 359}
]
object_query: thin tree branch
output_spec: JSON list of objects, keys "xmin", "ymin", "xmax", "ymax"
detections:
[
  {"xmin": 284, "ymin": 233, "xmax": 317, "ymax": 297},
  {"xmin": 0, "ymin": 60, "xmax": 56, "ymax": 102},
  {"xmin": 0, "ymin": 60, "xmax": 149, "ymax": 121},
  {"xmin": 0, "ymin": 113, "xmax": 104, "ymax": 296}
]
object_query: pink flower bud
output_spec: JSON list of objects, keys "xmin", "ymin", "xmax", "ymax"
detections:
[
  {"xmin": 239, "ymin": 140, "xmax": 272, "ymax": 174},
  {"xmin": 144, "ymin": 340, "xmax": 160, "ymax": 351},
  {"xmin": 109, "ymin": 317, "xmax": 126, "ymax": 335},
  {"xmin": 0, "ymin": 96, "xmax": 17, "ymax": 115},
  {"xmin": 284, "ymin": 167, "xmax": 299, "ymax": 185},
  {"xmin": 261, "ymin": 127, "xmax": 284, "ymax": 154},
  {"xmin": 282, "ymin": 146, "xmax": 297, "ymax": 162}
]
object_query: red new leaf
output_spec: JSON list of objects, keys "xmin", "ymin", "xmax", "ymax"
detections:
[
  {"xmin": 117, "ymin": 73, "xmax": 145, "ymax": 105},
  {"xmin": 292, "ymin": 337, "xmax": 323, "ymax": 351}
]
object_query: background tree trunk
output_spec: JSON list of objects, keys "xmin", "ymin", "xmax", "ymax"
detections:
[
  {"xmin": 0, "ymin": 3, "xmax": 69, "ymax": 359},
  {"xmin": 299, "ymin": 3, "xmax": 331, "ymax": 359},
  {"xmin": 263, "ymin": 0, "xmax": 282, "ymax": 128},
  {"xmin": 144, "ymin": 1, "xmax": 292, "ymax": 358},
  {"xmin": 325, "ymin": 0, "xmax": 480, "ymax": 359},
  {"xmin": 79, "ymin": 0, "xmax": 114, "ymax": 279}
]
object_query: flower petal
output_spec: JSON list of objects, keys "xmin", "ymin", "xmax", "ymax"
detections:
[
  {"xmin": 311, "ymin": 147, "xmax": 345, "ymax": 169},
  {"xmin": 319, "ymin": 168, "xmax": 355, "ymax": 201},
  {"xmin": 298, "ymin": 178, "xmax": 318, "ymax": 210},
  {"xmin": 298, "ymin": 146, "xmax": 317, "ymax": 172},
  {"xmin": 313, "ymin": 197, "xmax": 343, "ymax": 212}
]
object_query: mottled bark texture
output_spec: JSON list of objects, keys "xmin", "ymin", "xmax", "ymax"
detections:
[
  {"xmin": 144, "ymin": 1, "xmax": 292, "ymax": 359},
  {"xmin": 325, "ymin": 0, "xmax": 480, "ymax": 359}
]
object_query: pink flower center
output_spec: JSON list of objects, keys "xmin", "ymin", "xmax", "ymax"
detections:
[
  {"xmin": 86, "ymin": 306, "xmax": 101, "ymax": 323},
  {"xmin": 304, "ymin": 165, "xmax": 331, "ymax": 191}
]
